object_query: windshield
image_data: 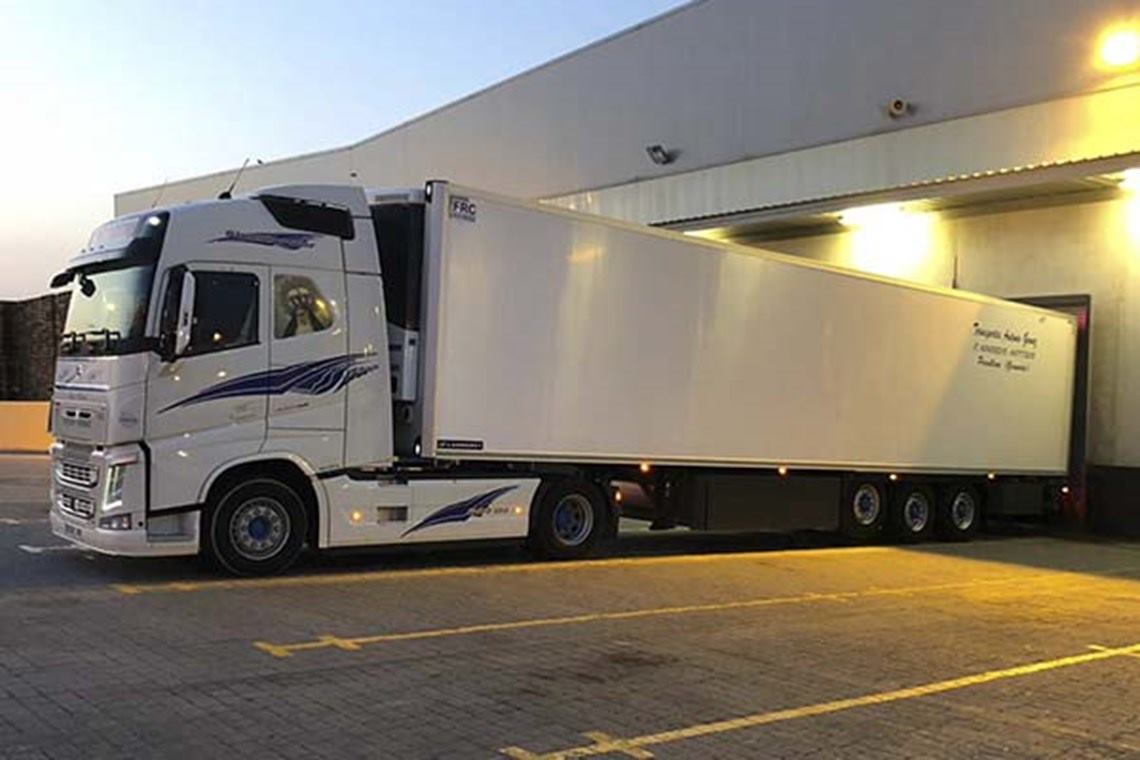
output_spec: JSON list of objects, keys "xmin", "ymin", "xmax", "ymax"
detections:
[{"xmin": 60, "ymin": 264, "xmax": 156, "ymax": 356}]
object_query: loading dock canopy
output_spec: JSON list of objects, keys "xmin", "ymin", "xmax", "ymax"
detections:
[{"xmin": 545, "ymin": 86, "xmax": 1140, "ymax": 230}]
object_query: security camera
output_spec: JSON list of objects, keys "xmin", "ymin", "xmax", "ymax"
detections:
[
  {"xmin": 887, "ymin": 98, "xmax": 911, "ymax": 119},
  {"xmin": 646, "ymin": 144, "xmax": 676, "ymax": 165}
]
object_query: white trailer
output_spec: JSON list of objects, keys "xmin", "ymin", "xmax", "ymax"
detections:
[{"xmin": 47, "ymin": 181, "xmax": 1077, "ymax": 574}]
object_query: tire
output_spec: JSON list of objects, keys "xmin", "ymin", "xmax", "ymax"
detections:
[
  {"xmin": 936, "ymin": 484, "xmax": 981, "ymax": 542},
  {"xmin": 890, "ymin": 484, "xmax": 936, "ymax": 542},
  {"xmin": 839, "ymin": 479, "xmax": 888, "ymax": 541},
  {"xmin": 206, "ymin": 477, "xmax": 307, "ymax": 576},
  {"xmin": 530, "ymin": 479, "xmax": 609, "ymax": 560}
]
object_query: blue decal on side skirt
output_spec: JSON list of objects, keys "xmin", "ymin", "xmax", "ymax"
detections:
[
  {"xmin": 402, "ymin": 486, "xmax": 518, "ymax": 537},
  {"xmin": 160, "ymin": 354, "xmax": 380, "ymax": 413}
]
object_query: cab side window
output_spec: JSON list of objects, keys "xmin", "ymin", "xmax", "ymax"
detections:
[
  {"xmin": 274, "ymin": 274, "xmax": 335, "ymax": 339},
  {"xmin": 187, "ymin": 272, "xmax": 259, "ymax": 355}
]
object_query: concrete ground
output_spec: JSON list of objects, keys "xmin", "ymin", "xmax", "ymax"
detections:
[{"xmin": 1, "ymin": 454, "xmax": 1139, "ymax": 759}]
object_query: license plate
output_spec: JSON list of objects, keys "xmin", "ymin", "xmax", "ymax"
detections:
[{"xmin": 62, "ymin": 523, "xmax": 83, "ymax": 539}]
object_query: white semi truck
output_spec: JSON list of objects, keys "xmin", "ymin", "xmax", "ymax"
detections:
[{"xmin": 48, "ymin": 182, "xmax": 1077, "ymax": 575}]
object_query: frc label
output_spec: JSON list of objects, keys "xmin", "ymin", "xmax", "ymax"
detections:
[{"xmin": 449, "ymin": 196, "xmax": 477, "ymax": 222}]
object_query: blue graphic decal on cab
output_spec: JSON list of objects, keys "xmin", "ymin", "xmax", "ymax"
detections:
[
  {"xmin": 160, "ymin": 354, "xmax": 381, "ymax": 413},
  {"xmin": 402, "ymin": 486, "xmax": 518, "ymax": 537},
  {"xmin": 208, "ymin": 230, "xmax": 318, "ymax": 250}
]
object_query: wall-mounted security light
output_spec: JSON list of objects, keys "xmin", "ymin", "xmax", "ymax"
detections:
[
  {"xmin": 837, "ymin": 203, "xmax": 905, "ymax": 228},
  {"xmin": 886, "ymin": 98, "xmax": 912, "ymax": 119},
  {"xmin": 646, "ymin": 144, "xmax": 676, "ymax": 165},
  {"xmin": 1098, "ymin": 27, "xmax": 1140, "ymax": 69},
  {"xmin": 1119, "ymin": 168, "xmax": 1140, "ymax": 191}
]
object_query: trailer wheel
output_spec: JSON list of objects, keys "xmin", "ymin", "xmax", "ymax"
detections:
[
  {"xmin": 206, "ymin": 478, "xmax": 307, "ymax": 576},
  {"xmin": 936, "ymin": 485, "xmax": 981, "ymax": 542},
  {"xmin": 840, "ymin": 480, "xmax": 887, "ymax": 541},
  {"xmin": 890, "ymin": 484, "xmax": 935, "ymax": 542},
  {"xmin": 531, "ymin": 480, "xmax": 608, "ymax": 559}
]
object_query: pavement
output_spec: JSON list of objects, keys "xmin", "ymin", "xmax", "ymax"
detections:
[{"xmin": 1, "ymin": 453, "xmax": 1139, "ymax": 758}]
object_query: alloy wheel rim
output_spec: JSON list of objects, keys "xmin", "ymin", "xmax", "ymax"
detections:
[
  {"xmin": 552, "ymin": 494, "xmax": 594, "ymax": 546},
  {"xmin": 230, "ymin": 497, "xmax": 290, "ymax": 561},
  {"xmin": 852, "ymin": 485, "xmax": 881, "ymax": 526},
  {"xmin": 950, "ymin": 492, "xmax": 976, "ymax": 531},
  {"xmin": 902, "ymin": 492, "xmax": 931, "ymax": 533}
]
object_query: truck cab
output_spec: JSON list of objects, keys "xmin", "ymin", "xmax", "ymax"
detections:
[{"xmin": 48, "ymin": 184, "xmax": 543, "ymax": 574}]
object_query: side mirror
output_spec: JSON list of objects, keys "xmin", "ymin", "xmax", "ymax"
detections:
[{"xmin": 174, "ymin": 271, "xmax": 196, "ymax": 357}]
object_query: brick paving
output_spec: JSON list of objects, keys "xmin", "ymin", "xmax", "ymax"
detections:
[{"xmin": 1, "ymin": 455, "xmax": 1139, "ymax": 758}]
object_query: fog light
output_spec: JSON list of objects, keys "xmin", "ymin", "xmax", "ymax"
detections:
[{"xmin": 98, "ymin": 514, "xmax": 133, "ymax": 531}]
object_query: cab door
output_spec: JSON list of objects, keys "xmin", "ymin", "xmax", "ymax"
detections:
[
  {"xmin": 146, "ymin": 264, "xmax": 270, "ymax": 510},
  {"xmin": 265, "ymin": 267, "xmax": 348, "ymax": 471}
]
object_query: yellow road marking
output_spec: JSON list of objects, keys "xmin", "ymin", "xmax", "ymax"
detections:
[
  {"xmin": 1089, "ymin": 643, "xmax": 1140, "ymax": 660},
  {"xmin": 113, "ymin": 545, "xmax": 896, "ymax": 595},
  {"xmin": 251, "ymin": 573, "xmax": 1091, "ymax": 658},
  {"xmin": 500, "ymin": 641, "xmax": 1140, "ymax": 759}
]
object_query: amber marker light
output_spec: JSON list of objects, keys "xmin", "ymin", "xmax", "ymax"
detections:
[
  {"xmin": 777, "ymin": 466, "xmax": 789, "ymax": 477},
  {"xmin": 639, "ymin": 462, "xmax": 651, "ymax": 473}
]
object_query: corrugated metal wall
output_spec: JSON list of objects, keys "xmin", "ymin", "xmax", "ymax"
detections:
[{"xmin": 0, "ymin": 294, "xmax": 69, "ymax": 401}]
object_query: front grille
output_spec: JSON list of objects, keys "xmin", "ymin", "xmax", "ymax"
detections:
[
  {"xmin": 57, "ymin": 492, "xmax": 95, "ymax": 519},
  {"xmin": 58, "ymin": 461, "xmax": 97, "ymax": 488}
]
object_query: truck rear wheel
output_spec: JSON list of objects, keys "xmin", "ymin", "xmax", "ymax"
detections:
[
  {"xmin": 530, "ymin": 479, "xmax": 608, "ymax": 560},
  {"xmin": 840, "ymin": 480, "xmax": 887, "ymax": 542},
  {"xmin": 206, "ymin": 477, "xmax": 307, "ymax": 576},
  {"xmin": 890, "ymin": 484, "xmax": 935, "ymax": 542},
  {"xmin": 936, "ymin": 485, "xmax": 981, "ymax": 542}
]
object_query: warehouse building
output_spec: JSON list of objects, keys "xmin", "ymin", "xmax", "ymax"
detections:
[{"xmin": 111, "ymin": 0, "xmax": 1140, "ymax": 532}]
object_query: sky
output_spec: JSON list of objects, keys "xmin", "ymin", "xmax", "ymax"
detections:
[{"xmin": 0, "ymin": 0, "xmax": 684, "ymax": 299}]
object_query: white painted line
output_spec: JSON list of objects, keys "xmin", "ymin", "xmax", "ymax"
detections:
[
  {"xmin": 18, "ymin": 544, "xmax": 82, "ymax": 555},
  {"xmin": 1, "ymin": 517, "xmax": 49, "ymax": 526}
]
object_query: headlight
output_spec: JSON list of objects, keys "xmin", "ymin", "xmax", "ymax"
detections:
[{"xmin": 104, "ymin": 465, "xmax": 127, "ymax": 511}]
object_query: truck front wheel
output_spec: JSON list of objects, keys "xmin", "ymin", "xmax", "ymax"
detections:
[
  {"xmin": 530, "ymin": 480, "xmax": 608, "ymax": 560},
  {"xmin": 206, "ymin": 478, "xmax": 307, "ymax": 576}
]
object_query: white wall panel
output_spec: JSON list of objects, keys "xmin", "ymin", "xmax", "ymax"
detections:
[{"xmin": 119, "ymin": 0, "xmax": 1140, "ymax": 214}]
